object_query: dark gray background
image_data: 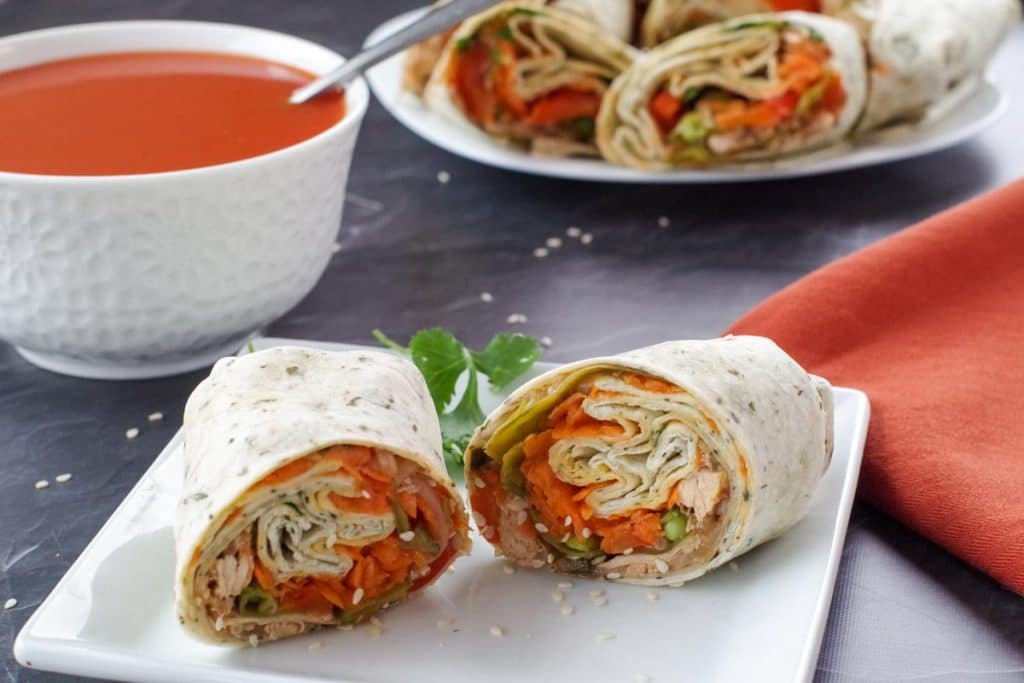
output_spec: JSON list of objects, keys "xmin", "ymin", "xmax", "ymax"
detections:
[{"xmin": 1, "ymin": 1, "xmax": 1022, "ymax": 681}]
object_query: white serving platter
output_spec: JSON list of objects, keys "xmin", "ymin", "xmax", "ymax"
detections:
[
  {"xmin": 15, "ymin": 337, "xmax": 870, "ymax": 683},
  {"xmin": 366, "ymin": 8, "xmax": 1007, "ymax": 184}
]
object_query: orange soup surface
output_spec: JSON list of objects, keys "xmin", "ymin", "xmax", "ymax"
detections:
[{"xmin": 0, "ymin": 51, "xmax": 346, "ymax": 175}]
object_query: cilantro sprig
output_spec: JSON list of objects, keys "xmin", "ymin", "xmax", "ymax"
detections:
[{"xmin": 373, "ymin": 328, "xmax": 542, "ymax": 476}]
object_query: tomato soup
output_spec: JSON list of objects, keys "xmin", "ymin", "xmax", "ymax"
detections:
[{"xmin": 0, "ymin": 51, "xmax": 346, "ymax": 176}]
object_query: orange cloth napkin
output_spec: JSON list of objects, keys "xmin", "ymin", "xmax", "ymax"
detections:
[{"xmin": 726, "ymin": 180, "xmax": 1024, "ymax": 595}]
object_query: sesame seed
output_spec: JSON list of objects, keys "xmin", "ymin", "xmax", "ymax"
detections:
[
  {"xmin": 503, "ymin": 565, "xmax": 516, "ymax": 575},
  {"xmin": 596, "ymin": 631, "xmax": 616, "ymax": 641},
  {"xmin": 646, "ymin": 590, "xmax": 659, "ymax": 601},
  {"xmin": 580, "ymin": 232, "xmax": 593, "ymax": 245},
  {"xmin": 654, "ymin": 559, "xmax": 670, "ymax": 573},
  {"xmin": 552, "ymin": 590, "xmax": 564, "ymax": 603},
  {"xmin": 658, "ymin": 216, "xmax": 670, "ymax": 228},
  {"xmin": 447, "ymin": 565, "xmax": 456, "ymax": 573},
  {"xmin": 581, "ymin": 528, "xmax": 592, "ymax": 539},
  {"xmin": 125, "ymin": 428, "xmax": 139, "ymax": 440},
  {"xmin": 590, "ymin": 588, "xmax": 605, "ymax": 598},
  {"xmin": 557, "ymin": 581, "xmax": 574, "ymax": 590},
  {"xmin": 308, "ymin": 640, "xmax": 323, "ymax": 651},
  {"xmin": 474, "ymin": 477, "xmax": 486, "ymax": 489},
  {"xmin": 147, "ymin": 412, "xmax": 164, "ymax": 422},
  {"xmin": 593, "ymin": 596, "xmax": 607, "ymax": 607},
  {"xmin": 436, "ymin": 617, "xmax": 455, "ymax": 629},
  {"xmin": 353, "ymin": 588, "xmax": 365, "ymax": 605},
  {"xmin": 534, "ymin": 522, "xmax": 549, "ymax": 533},
  {"xmin": 437, "ymin": 170, "xmax": 451, "ymax": 184},
  {"xmin": 249, "ymin": 634, "xmax": 259, "ymax": 648},
  {"xmin": 546, "ymin": 237, "xmax": 563, "ymax": 249},
  {"xmin": 561, "ymin": 604, "xmax": 574, "ymax": 616},
  {"xmin": 368, "ymin": 624, "xmax": 383, "ymax": 639},
  {"xmin": 563, "ymin": 515, "xmax": 572, "ymax": 527},
  {"xmin": 480, "ymin": 291, "xmax": 494, "ymax": 303},
  {"xmin": 4, "ymin": 598, "xmax": 16, "ymax": 610},
  {"xmin": 506, "ymin": 313, "xmax": 528, "ymax": 325},
  {"xmin": 622, "ymin": 547, "xmax": 634, "ymax": 555},
  {"xmin": 55, "ymin": 473, "xmax": 71, "ymax": 484},
  {"xmin": 566, "ymin": 226, "xmax": 582, "ymax": 238},
  {"xmin": 540, "ymin": 336, "xmax": 553, "ymax": 348},
  {"xmin": 215, "ymin": 616, "xmax": 225, "ymax": 631},
  {"xmin": 490, "ymin": 625, "xmax": 505, "ymax": 638},
  {"xmin": 560, "ymin": 532, "xmax": 571, "ymax": 543},
  {"xmin": 533, "ymin": 247, "xmax": 549, "ymax": 258},
  {"xmin": 361, "ymin": 490, "xmax": 371, "ymax": 499},
  {"xmin": 399, "ymin": 531, "xmax": 415, "ymax": 542},
  {"xmin": 607, "ymin": 572, "xmax": 622, "ymax": 580},
  {"xmin": 546, "ymin": 553, "xmax": 555, "ymax": 564},
  {"xmin": 34, "ymin": 480, "xmax": 49, "ymax": 490}
]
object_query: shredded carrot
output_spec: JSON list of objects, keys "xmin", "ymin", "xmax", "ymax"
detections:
[
  {"xmin": 253, "ymin": 559, "xmax": 275, "ymax": 590},
  {"xmin": 256, "ymin": 457, "xmax": 314, "ymax": 488},
  {"xmin": 621, "ymin": 372, "xmax": 681, "ymax": 394},
  {"xmin": 524, "ymin": 88, "xmax": 601, "ymax": 127}
]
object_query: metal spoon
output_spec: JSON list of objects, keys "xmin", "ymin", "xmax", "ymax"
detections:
[{"xmin": 290, "ymin": 0, "xmax": 503, "ymax": 104}]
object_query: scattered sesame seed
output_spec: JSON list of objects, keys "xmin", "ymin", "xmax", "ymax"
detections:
[
  {"xmin": 534, "ymin": 522, "xmax": 549, "ymax": 533},
  {"xmin": 215, "ymin": 616, "xmax": 225, "ymax": 631},
  {"xmin": 646, "ymin": 590, "xmax": 659, "ymax": 601},
  {"xmin": 540, "ymin": 336, "xmax": 553, "ymax": 348},
  {"xmin": 560, "ymin": 532, "xmax": 571, "ymax": 543},
  {"xmin": 147, "ymin": 412, "xmax": 164, "ymax": 422},
  {"xmin": 563, "ymin": 515, "xmax": 572, "ymax": 527},
  {"xmin": 308, "ymin": 640, "xmax": 323, "ymax": 651},
  {"xmin": 580, "ymin": 232, "xmax": 594, "ymax": 245},
  {"xmin": 436, "ymin": 617, "xmax": 455, "ymax": 629},
  {"xmin": 353, "ymin": 588, "xmax": 365, "ymax": 605},
  {"xmin": 607, "ymin": 572, "xmax": 622, "ymax": 580},
  {"xmin": 480, "ymin": 291, "xmax": 494, "ymax": 303},
  {"xmin": 399, "ymin": 531, "xmax": 415, "ymax": 542},
  {"xmin": 4, "ymin": 598, "xmax": 16, "ymax": 610},
  {"xmin": 249, "ymin": 634, "xmax": 259, "ymax": 648},
  {"xmin": 55, "ymin": 473, "xmax": 72, "ymax": 484},
  {"xmin": 590, "ymin": 588, "xmax": 605, "ymax": 598},
  {"xmin": 729, "ymin": 561, "xmax": 739, "ymax": 572},
  {"xmin": 596, "ymin": 631, "xmax": 616, "ymax": 641},
  {"xmin": 557, "ymin": 581, "xmax": 574, "ymax": 590},
  {"xmin": 330, "ymin": 242, "xmax": 342, "ymax": 254},
  {"xmin": 125, "ymin": 428, "xmax": 139, "ymax": 440},
  {"xmin": 474, "ymin": 477, "xmax": 486, "ymax": 489},
  {"xmin": 34, "ymin": 480, "xmax": 49, "ymax": 489},
  {"xmin": 581, "ymin": 528, "xmax": 592, "ymax": 539},
  {"xmin": 503, "ymin": 565, "xmax": 516, "ymax": 575},
  {"xmin": 593, "ymin": 596, "xmax": 607, "ymax": 607},
  {"xmin": 654, "ymin": 559, "xmax": 670, "ymax": 573},
  {"xmin": 361, "ymin": 490, "xmax": 371, "ymax": 499},
  {"xmin": 566, "ymin": 226, "xmax": 582, "ymax": 238},
  {"xmin": 552, "ymin": 590, "xmax": 564, "ymax": 603},
  {"xmin": 561, "ymin": 604, "xmax": 574, "ymax": 616},
  {"xmin": 490, "ymin": 625, "xmax": 505, "ymax": 638},
  {"xmin": 437, "ymin": 170, "xmax": 451, "ymax": 184},
  {"xmin": 506, "ymin": 313, "xmax": 528, "ymax": 325},
  {"xmin": 533, "ymin": 247, "xmax": 549, "ymax": 258},
  {"xmin": 546, "ymin": 553, "xmax": 555, "ymax": 564},
  {"xmin": 545, "ymin": 237, "xmax": 563, "ymax": 249},
  {"xmin": 368, "ymin": 624, "xmax": 383, "ymax": 639},
  {"xmin": 658, "ymin": 216, "xmax": 670, "ymax": 228},
  {"xmin": 447, "ymin": 565, "xmax": 456, "ymax": 574},
  {"xmin": 622, "ymin": 547, "xmax": 634, "ymax": 555}
]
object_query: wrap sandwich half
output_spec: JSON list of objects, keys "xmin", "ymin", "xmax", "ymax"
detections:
[
  {"xmin": 175, "ymin": 347, "xmax": 471, "ymax": 644},
  {"xmin": 465, "ymin": 336, "xmax": 834, "ymax": 585},
  {"xmin": 424, "ymin": 2, "xmax": 638, "ymax": 157},
  {"xmin": 821, "ymin": 0, "xmax": 1020, "ymax": 132},
  {"xmin": 596, "ymin": 11, "xmax": 866, "ymax": 169},
  {"xmin": 639, "ymin": 0, "xmax": 823, "ymax": 48}
]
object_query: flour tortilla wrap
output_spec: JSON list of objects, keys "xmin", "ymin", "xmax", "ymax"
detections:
[
  {"xmin": 175, "ymin": 347, "xmax": 470, "ymax": 644},
  {"xmin": 597, "ymin": 12, "xmax": 866, "ymax": 169},
  {"xmin": 465, "ymin": 336, "xmax": 833, "ymax": 586},
  {"xmin": 425, "ymin": 2, "xmax": 637, "ymax": 157},
  {"xmin": 640, "ymin": 0, "xmax": 781, "ymax": 48},
  {"xmin": 821, "ymin": 0, "xmax": 1019, "ymax": 131}
]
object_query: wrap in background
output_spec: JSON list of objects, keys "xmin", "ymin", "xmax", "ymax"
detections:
[
  {"xmin": 466, "ymin": 336, "xmax": 834, "ymax": 586},
  {"xmin": 821, "ymin": 0, "xmax": 1020, "ymax": 131},
  {"xmin": 639, "ymin": 0, "xmax": 822, "ymax": 48},
  {"xmin": 597, "ymin": 12, "xmax": 866, "ymax": 169},
  {"xmin": 175, "ymin": 347, "xmax": 470, "ymax": 644},
  {"xmin": 425, "ymin": 2, "xmax": 637, "ymax": 157}
]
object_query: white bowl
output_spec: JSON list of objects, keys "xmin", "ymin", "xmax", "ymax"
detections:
[{"xmin": 0, "ymin": 21, "xmax": 369, "ymax": 380}]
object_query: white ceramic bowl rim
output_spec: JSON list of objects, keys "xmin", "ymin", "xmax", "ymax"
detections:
[{"xmin": 0, "ymin": 20, "xmax": 369, "ymax": 183}]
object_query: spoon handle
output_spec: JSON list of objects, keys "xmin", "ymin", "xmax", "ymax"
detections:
[{"xmin": 290, "ymin": 0, "xmax": 504, "ymax": 104}]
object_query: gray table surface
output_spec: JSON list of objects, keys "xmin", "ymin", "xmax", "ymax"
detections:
[{"xmin": 1, "ymin": 1, "xmax": 1023, "ymax": 682}]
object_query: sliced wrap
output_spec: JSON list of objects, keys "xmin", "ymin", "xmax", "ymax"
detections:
[
  {"xmin": 465, "ymin": 336, "xmax": 833, "ymax": 586},
  {"xmin": 424, "ymin": 2, "xmax": 637, "ymax": 157},
  {"xmin": 821, "ymin": 0, "xmax": 1019, "ymax": 131},
  {"xmin": 596, "ymin": 11, "xmax": 866, "ymax": 169},
  {"xmin": 639, "ymin": 0, "xmax": 823, "ymax": 48},
  {"xmin": 175, "ymin": 347, "xmax": 470, "ymax": 644}
]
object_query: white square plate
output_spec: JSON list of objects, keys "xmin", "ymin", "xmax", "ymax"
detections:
[{"xmin": 15, "ymin": 337, "xmax": 870, "ymax": 683}]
